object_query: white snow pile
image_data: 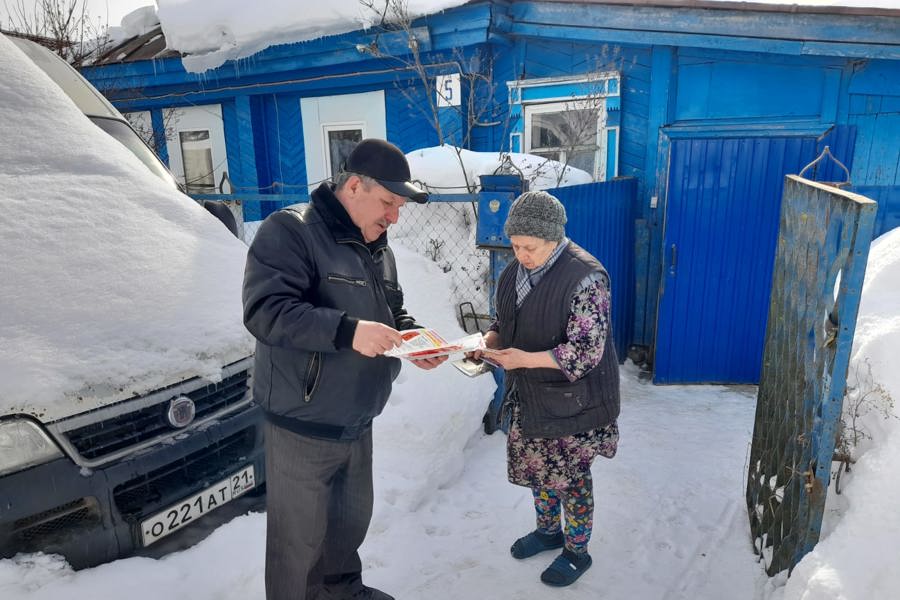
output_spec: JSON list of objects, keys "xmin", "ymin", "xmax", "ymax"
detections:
[
  {"xmin": 773, "ymin": 226, "xmax": 900, "ymax": 600},
  {"xmin": 0, "ymin": 33, "xmax": 253, "ymax": 422},
  {"xmin": 155, "ymin": 0, "xmax": 468, "ymax": 73},
  {"xmin": 106, "ymin": 6, "xmax": 161, "ymax": 48},
  {"xmin": 370, "ymin": 244, "xmax": 496, "ymax": 512},
  {"xmin": 406, "ymin": 145, "xmax": 594, "ymax": 193}
]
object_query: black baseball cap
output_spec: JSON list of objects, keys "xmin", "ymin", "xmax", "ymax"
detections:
[{"xmin": 344, "ymin": 138, "xmax": 429, "ymax": 203}]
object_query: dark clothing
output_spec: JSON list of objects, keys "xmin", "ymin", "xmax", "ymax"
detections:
[
  {"xmin": 243, "ymin": 182, "xmax": 417, "ymax": 441},
  {"xmin": 264, "ymin": 421, "xmax": 373, "ymax": 600},
  {"xmin": 496, "ymin": 242, "xmax": 620, "ymax": 439},
  {"xmin": 243, "ymin": 182, "xmax": 418, "ymax": 600},
  {"xmin": 202, "ymin": 199, "xmax": 240, "ymax": 238}
]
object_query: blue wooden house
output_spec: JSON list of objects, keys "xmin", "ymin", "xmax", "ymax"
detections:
[{"xmin": 82, "ymin": 0, "xmax": 900, "ymax": 385}]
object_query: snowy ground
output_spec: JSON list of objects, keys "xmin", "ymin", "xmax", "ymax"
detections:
[
  {"xmin": 2, "ymin": 219, "xmax": 898, "ymax": 600},
  {"xmin": 0, "ymin": 245, "xmax": 773, "ymax": 600},
  {"xmin": 4, "ymin": 231, "xmax": 900, "ymax": 599},
  {"xmin": 0, "ymin": 364, "xmax": 768, "ymax": 600}
]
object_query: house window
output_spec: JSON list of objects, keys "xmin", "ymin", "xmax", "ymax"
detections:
[
  {"xmin": 178, "ymin": 130, "xmax": 215, "ymax": 194},
  {"xmin": 508, "ymin": 73, "xmax": 620, "ymax": 181},
  {"xmin": 324, "ymin": 126, "xmax": 364, "ymax": 178},
  {"xmin": 525, "ymin": 101, "xmax": 601, "ymax": 177}
]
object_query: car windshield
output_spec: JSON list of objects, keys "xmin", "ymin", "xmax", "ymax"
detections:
[{"xmin": 90, "ymin": 117, "xmax": 179, "ymax": 189}]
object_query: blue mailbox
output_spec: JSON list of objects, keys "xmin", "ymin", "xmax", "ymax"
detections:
[{"xmin": 475, "ymin": 174, "xmax": 524, "ymax": 435}]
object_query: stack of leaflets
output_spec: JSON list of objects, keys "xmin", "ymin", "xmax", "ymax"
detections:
[{"xmin": 384, "ymin": 328, "xmax": 485, "ymax": 360}]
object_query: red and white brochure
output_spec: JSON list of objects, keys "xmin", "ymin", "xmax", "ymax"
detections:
[{"xmin": 384, "ymin": 329, "xmax": 485, "ymax": 360}]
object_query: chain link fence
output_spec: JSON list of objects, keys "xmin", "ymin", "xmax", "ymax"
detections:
[{"xmin": 204, "ymin": 196, "xmax": 492, "ymax": 331}]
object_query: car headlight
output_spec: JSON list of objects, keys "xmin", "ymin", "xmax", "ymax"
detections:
[{"xmin": 0, "ymin": 418, "xmax": 64, "ymax": 477}]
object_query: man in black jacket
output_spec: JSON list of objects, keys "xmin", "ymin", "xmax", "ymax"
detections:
[{"xmin": 243, "ymin": 139, "xmax": 445, "ymax": 600}]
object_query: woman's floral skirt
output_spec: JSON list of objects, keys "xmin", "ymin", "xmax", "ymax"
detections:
[{"xmin": 507, "ymin": 403, "xmax": 619, "ymax": 490}]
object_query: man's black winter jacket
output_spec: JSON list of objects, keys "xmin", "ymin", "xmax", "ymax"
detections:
[{"xmin": 242, "ymin": 183, "xmax": 417, "ymax": 440}]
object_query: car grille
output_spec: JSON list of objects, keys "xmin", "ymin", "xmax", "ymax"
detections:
[
  {"xmin": 9, "ymin": 497, "xmax": 102, "ymax": 550},
  {"xmin": 63, "ymin": 369, "xmax": 250, "ymax": 461},
  {"xmin": 113, "ymin": 426, "xmax": 258, "ymax": 521}
]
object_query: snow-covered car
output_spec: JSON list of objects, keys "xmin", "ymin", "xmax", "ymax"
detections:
[{"xmin": 0, "ymin": 34, "xmax": 264, "ymax": 568}]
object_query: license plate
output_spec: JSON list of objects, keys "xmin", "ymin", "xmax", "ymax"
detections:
[{"xmin": 140, "ymin": 465, "xmax": 255, "ymax": 546}]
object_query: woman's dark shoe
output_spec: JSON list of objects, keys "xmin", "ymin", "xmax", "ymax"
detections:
[
  {"xmin": 540, "ymin": 549, "xmax": 592, "ymax": 587},
  {"xmin": 510, "ymin": 529, "xmax": 565, "ymax": 559}
]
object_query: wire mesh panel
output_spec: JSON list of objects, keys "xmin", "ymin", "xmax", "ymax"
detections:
[
  {"xmin": 389, "ymin": 197, "xmax": 492, "ymax": 321},
  {"xmin": 206, "ymin": 194, "xmax": 491, "ymax": 325},
  {"xmin": 746, "ymin": 175, "xmax": 877, "ymax": 575}
]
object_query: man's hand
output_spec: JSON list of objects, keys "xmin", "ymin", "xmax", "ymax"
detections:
[
  {"xmin": 409, "ymin": 355, "xmax": 448, "ymax": 370},
  {"xmin": 352, "ymin": 321, "xmax": 403, "ymax": 357}
]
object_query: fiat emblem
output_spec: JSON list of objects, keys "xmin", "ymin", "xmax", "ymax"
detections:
[{"xmin": 167, "ymin": 396, "xmax": 196, "ymax": 428}]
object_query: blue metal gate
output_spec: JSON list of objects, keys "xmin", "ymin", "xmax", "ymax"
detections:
[
  {"xmin": 654, "ymin": 136, "xmax": 820, "ymax": 384},
  {"xmin": 550, "ymin": 178, "xmax": 637, "ymax": 359}
]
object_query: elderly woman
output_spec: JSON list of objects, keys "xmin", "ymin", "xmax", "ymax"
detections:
[{"xmin": 476, "ymin": 191, "xmax": 620, "ymax": 587}]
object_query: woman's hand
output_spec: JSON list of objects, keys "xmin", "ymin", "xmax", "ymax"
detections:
[
  {"xmin": 467, "ymin": 330, "xmax": 500, "ymax": 361},
  {"xmin": 486, "ymin": 348, "xmax": 558, "ymax": 371}
]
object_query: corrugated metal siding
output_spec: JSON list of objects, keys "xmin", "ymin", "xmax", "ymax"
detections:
[
  {"xmin": 654, "ymin": 136, "xmax": 819, "ymax": 384},
  {"xmin": 550, "ymin": 178, "xmax": 638, "ymax": 359}
]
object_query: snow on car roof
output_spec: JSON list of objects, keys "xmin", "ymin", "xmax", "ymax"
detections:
[{"xmin": 0, "ymin": 34, "xmax": 253, "ymax": 423}]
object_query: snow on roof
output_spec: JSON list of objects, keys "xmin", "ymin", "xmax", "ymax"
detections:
[
  {"xmin": 106, "ymin": 5, "xmax": 162, "ymax": 49},
  {"xmin": 406, "ymin": 145, "xmax": 594, "ymax": 193},
  {"xmin": 136, "ymin": 0, "xmax": 900, "ymax": 73},
  {"xmin": 155, "ymin": 0, "xmax": 468, "ymax": 73},
  {"xmin": 0, "ymin": 33, "xmax": 253, "ymax": 423}
]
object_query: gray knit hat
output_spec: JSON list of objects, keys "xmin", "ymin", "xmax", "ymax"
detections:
[{"xmin": 503, "ymin": 191, "xmax": 567, "ymax": 241}]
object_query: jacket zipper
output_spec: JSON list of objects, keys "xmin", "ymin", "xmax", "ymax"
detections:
[
  {"xmin": 327, "ymin": 273, "xmax": 367, "ymax": 287},
  {"xmin": 304, "ymin": 352, "xmax": 321, "ymax": 402},
  {"xmin": 344, "ymin": 241, "xmax": 391, "ymax": 309}
]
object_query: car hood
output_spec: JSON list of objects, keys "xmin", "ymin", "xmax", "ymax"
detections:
[{"xmin": 0, "ymin": 34, "xmax": 255, "ymax": 423}]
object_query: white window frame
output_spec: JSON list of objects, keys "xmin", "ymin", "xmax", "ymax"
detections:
[
  {"xmin": 300, "ymin": 90, "xmax": 386, "ymax": 193},
  {"xmin": 178, "ymin": 129, "xmax": 216, "ymax": 194},
  {"xmin": 163, "ymin": 104, "xmax": 227, "ymax": 194},
  {"xmin": 322, "ymin": 122, "xmax": 366, "ymax": 178},
  {"xmin": 523, "ymin": 98, "xmax": 607, "ymax": 181}
]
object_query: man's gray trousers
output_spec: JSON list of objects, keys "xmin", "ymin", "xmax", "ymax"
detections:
[{"xmin": 264, "ymin": 421, "xmax": 374, "ymax": 600}]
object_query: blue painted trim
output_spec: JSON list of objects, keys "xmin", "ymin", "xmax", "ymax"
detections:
[
  {"xmin": 662, "ymin": 121, "xmax": 832, "ymax": 139},
  {"xmin": 230, "ymin": 96, "xmax": 259, "ymax": 192},
  {"xmin": 150, "ymin": 108, "xmax": 169, "ymax": 165},
  {"xmin": 606, "ymin": 128, "xmax": 618, "ymax": 179},
  {"xmin": 192, "ymin": 193, "xmax": 309, "ymax": 203},
  {"xmin": 424, "ymin": 193, "xmax": 479, "ymax": 203},
  {"xmin": 510, "ymin": 132, "xmax": 521, "ymax": 153},
  {"xmin": 519, "ymin": 79, "xmax": 616, "ymax": 102},
  {"xmin": 507, "ymin": 3, "xmax": 900, "ymax": 54},
  {"xmin": 82, "ymin": 4, "xmax": 493, "ymax": 85},
  {"xmin": 506, "ymin": 22, "xmax": 900, "ymax": 60},
  {"xmin": 635, "ymin": 46, "xmax": 674, "ymax": 348}
]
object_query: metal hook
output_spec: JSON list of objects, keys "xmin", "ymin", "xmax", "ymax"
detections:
[{"xmin": 798, "ymin": 145, "xmax": 852, "ymax": 189}]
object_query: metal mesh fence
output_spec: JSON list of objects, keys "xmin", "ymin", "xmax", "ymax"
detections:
[
  {"xmin": 746, "ymin": 176, "xmax": 877, "ymax": 576},
  {"xmin": 389, "ymin": 199, "xmax": 492, "ymax": 327},
  {"xmin": 209, "ymin": 197, "xmax": 492, "ymax": 330}
]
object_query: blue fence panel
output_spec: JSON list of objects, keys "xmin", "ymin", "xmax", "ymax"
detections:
[
  {"xmin": 853, "ymin": 185, "xmax": 900, "ymax": 238},
  {"xmin": 746, "ymin": 176, "xmax": 877, "ymax": 575},
  {"xmin": 549, "ymin": 178, "xmax": 638, "ymax": 360}
]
